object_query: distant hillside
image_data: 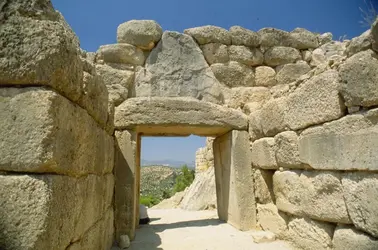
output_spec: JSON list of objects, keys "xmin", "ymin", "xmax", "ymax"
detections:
[
  {"xmin": 141, "ymin": 159, "xmax": 195, "ymax": 168},
  {"xmin": 140, "ymin": 166, "xmax": 181, "ymax": 199}
]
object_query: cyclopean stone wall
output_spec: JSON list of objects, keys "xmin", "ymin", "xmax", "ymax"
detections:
[
  {"xmin": 0, "ymin": 1, "xmax": 114, "ymax": 249},
  {"xmin": 1, "ymin": 0, "xmax": 378, "ymax": 249}
]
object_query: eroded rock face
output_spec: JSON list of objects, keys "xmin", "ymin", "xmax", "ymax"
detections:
[
  {"xmin": 134, "ymin": 31, "xmax": 223, "ymax": 103},
  {"xmin": 117, "ymin": 20, "xmax": 163, "ymax": 50},
  {"xmin": 96, "ymin": 44, "xmax": 145, "ymax": 66},
  {"xmin": 264, "ymin": 46, "xmax": 301, "ymax": 66},
  {"xmin": 211, "ymin": 61, "xmax": 255, "ymax": 87}
]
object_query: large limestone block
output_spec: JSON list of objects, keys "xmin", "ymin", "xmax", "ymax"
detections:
[
  {"xmin": 274, "ymin": 131, "xmax": 301, "ymax": 168},
  {"xmin": 228, "ymin": 46, "xmax": 263, "ymax": 66},
  {"xmin": 0, "ymin": 2, "xmax": 83, "ymax": 102},
  {"xmin": 213, "ymin": 130, "xmax": 256, "ymax": 230},
  {"xmin": 311, "ymin": 41, "xmax": 347, "ymax": 67},
  {"xmin": 332, "ymin": 225, "xmax": 378, "ymax": 250},
  {"xmin": 0, "ymin": 88, "xmax": 114, "ymax": 176},
  {"xmin": 248, "ymin": 109, "xmax": 265, "ymax": 142},
  {"xmin": 264, "ymin": 46, "xmax": 301, "ymax": 66},
  {"xmin": 260, "ymin": 70, "xmax": 344, "ymax": 136},
  {"xmin": 96, "ymin": 44, "xmax": 145, "ymax": 66},
  {"xmin": 339, "ymin": 50, "xmax": 378, "ymax": 107},
  {"xmin": 257, "ymin": 203, "xmax": 288, "ymax": 237},
  {"xmin": 95, "ymin": 64, "xmax": 134, "ymax": 106},
  {"xmin": 258, "ymin": 28, "xmax": 295, "ymax": 47},
  {"xmin": 299, "ymin": 110, "xmax": 378, "ymax": 171},
  {"xmin": 79, "ymin": 72, "xmax": 109, "ymax": 127},
  {"xmin": 211, "ymin": 61, "xmax": 255, "ymax": 87},
  {"xmin": 251, "ymin": 138, "xmax": 278, "ymax": 169},
  {"xmin": 318, "ymin": 32, "xmax": 333, "ymax": 45},
  {"xmin": 200, "ymin": 43, "xmax": 229, "ymax": 64},
  {"xmin": 184, "ymin": 25, "xmax": 231, "ymax": 45},
  {"xmin": 229, "ymin": 26, "xmax": 260, "ymax": 47},
  {"xmin": 114, "ymin": 130, "xmax": 137, "ymax": 240},
  {"xmin": 0, "ymin": 174, "xmax": 114, "ymax": 250},
  {"xmin": 226, "ymin": 87, "xmax": 271, "ymax": 110},
  {"xmin": 260, "ymin": 97, "xmax": 287, "ymax": 136},
  {"xmin": 255, "ymin": 66, "xmax": 277, "ymax": 86},
  {"xmin": 286, "ymin": 217, "xmax": 334, "ymax": 250},
  {"xmin": 67, "ymin": 208, "xmax": 114, "ymax": 250},
  {"xmin": 285, "ymin": 70, "xmax": 344, "ymax": 130},
  {"xmin": 273, "ymin": 170, "xmax": 351, "ymax": 223},
  {"xmin": 342, "ymin": 173, "xmax": 378, "ymax": 237},
  {"xmin": 117, "ymin": 20, "xmax": 163, "ymax": 50},
  {"xmin": 275, "ymin": 61, "xmax": 311, "ymax": 85},
  {"xmin": 346, "ymin": 30, "xmax": 372, "ymax": 56},
  {"xmin": 253, "ymin": 169, "xmax": 274, "ymax": 204},
  {"xmin": 289, "ymin": 28, "xmax": 319, "ymax": 49},
  {"xmin": 135, "ymin": 31, "xmax": 223, "ymax": 103},
  {"xmin": 114, "ymin": 97, "xmax": 248, "ymax": 135}
]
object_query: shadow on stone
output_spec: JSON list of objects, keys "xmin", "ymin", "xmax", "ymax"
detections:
[{"xmin": 151, "ymin": 218, "xmax": 224, "ymax": 232}]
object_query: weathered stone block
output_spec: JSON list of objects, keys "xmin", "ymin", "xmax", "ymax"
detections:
[
  {"xmin": 115, "ymin": 97, "xmax": 248, "ymax": 136},
  {"xmin": 339, "ymin": 50, "xmax": 378, "ymax": 107},
  {"xmin": 117, "ymin": 20, "xmax": 163, "ymax": 50},
  {"xmin": 228, "ymin": 46, "xmax": 263, "ymax": 66},
  {"xmin": 226, "ymin": 87, "xmax": 271, "ymax": 110},
  {"xmin": 200, "ymin": 43, "xmax": 229, "ymax": 64},
  {"xmin": 255, "ymin": 66, "xmax": 277, "ymax": 87},
  {"xmin": 96, "ymin": 44, "xmax": 145, "ymax": 66},
  {"xmin": 257, "ymin": 203, "xmax": 288, "ymax": 237},
  {"xmin": 289, "ymin": 28, "xmax": 319, "ymax": 49},
  {"xmin": 0, "ymin": 174, "xmax": 114, "ymax": 250},
  {"xmin": 253, "ymin": 169, "xmax": 274, "ymax": 204},
  {"xmin": 274, "ymin": 131, "xmax": 301, "ymax": 168},
  {"xmin": 299, "ymin": 111, "xmax": 378, "ymax": 171},
  {"xmin": 332, "ymin": 225, "xmax": 378, "ymax": 250},
  {"xmin": 273, "ymin": 170, "xmax": 351, "ymax": 224},
  {"xmin": 275, "ymin": 61, "xmax": 311, "ymax": 85},
  {"xmin": 184, "ymin": 25, "xmax": 231, "ymax": 45},
  {"xmin": 213, "ymin": 130, "xmax": 256, "ymax": 230},
  {"xmin": 264, "ymin": 46, "xmax": 301, "ymax": 66},
  {"xmin": 229, "ymin": 26, "xmax": 260, "ymax": 47},
  {"xmin": 135, "ymin": 31, "xmax": 223, "ymax": 104},
  {"xmin": 284, "ymin": 70, "xmax": 344, "ymax": 131},
  {"xmin": 248, "ymin": 109, "xmax": 264, "ymax": 142},
  {"xmin": 285, "ymin": 217, "xmax": 334, "ymax": 250},
  {"xmin": 211, "ymin": 61, "xmax": 255, "ymax": 87},
  {"xmin": 258, "ymin": 28, "xmax": 295, "ymax": 47},
  {"xmin": 0, "ymin": 88, "xmax": 114, "ymax": 176},
  {"xmin": 79, "ymin": 72, "xmax": 109, "ymax": 127},
  {"xmin": 251, "ymin": 138, "xmax": 278, "ymax": 169},
  {"xmin": 95, "ymin": 64, "xmax": 134, "ymax": 106},
  {"xmin": 346, "ymin": 30, "xmax": 372, "ymax": 56},
  {"xmin": 67, "ymin": 208, "xmax": 114, "ymax": 250},
  {"xmin": 0, "ymin": 4, "xmax": 83, "ymax": 102},
  {"xmin": 342, "ymin": 172, "xmax": 378, "ymax": 237}
]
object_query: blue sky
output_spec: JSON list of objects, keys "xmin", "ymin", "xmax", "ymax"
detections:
[{"xmin": 52, "ymin": 0, "xmax": 377, "ymax": 163}]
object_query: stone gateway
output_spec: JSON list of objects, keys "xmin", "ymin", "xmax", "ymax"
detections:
[{"xmin": 1, "ymin": 1, "xmax": 378, "ymax": 249}]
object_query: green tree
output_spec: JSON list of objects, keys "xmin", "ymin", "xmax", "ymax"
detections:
[
  {"xmin": 140, "ymin": 195, "xmax": 160, "ymax": 207},
  {"xmin": 173, "ymin": 165, "xmax": 195, "ymax": 193}
]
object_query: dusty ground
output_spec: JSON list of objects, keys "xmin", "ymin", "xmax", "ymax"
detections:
[{"xmin": 116, "ymin": 208, "xmax": 293, "ymax": 250}]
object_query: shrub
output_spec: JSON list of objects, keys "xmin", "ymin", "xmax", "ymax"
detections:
[
  {"xmin": 173, "ymin": 165, "xmax": 195, "ymax": 193},
  {"xmin": 140, "ymin": 195, "xmax": 160, "ymax": 207}
]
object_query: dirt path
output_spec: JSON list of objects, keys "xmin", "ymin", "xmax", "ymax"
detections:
[{"xmin": 123, "ymin": 208, "xmax": 293, "ymax": 250}]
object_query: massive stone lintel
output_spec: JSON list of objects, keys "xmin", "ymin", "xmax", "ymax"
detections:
[{"xmin": 114, "ymin": 97, "xmax": 248, "ymax": 136}]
